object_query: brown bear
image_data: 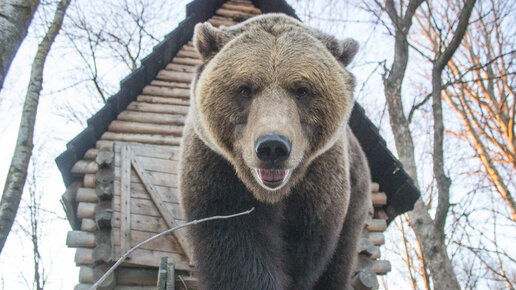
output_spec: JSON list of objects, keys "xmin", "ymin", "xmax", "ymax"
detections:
[{"xmin": 179, "ymin": 14, "xmax": 371, "ymax": 290}]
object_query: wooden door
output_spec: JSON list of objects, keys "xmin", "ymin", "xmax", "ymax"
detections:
[{"xmin": 112, "ymin": 142, "xmax": 192, "ymax": 270}]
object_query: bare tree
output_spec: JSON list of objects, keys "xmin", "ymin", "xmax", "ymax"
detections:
[
  {"xmin": 413, "ymin": 0, "xmax": 515, "ymax": 287},
  {"xmin": 362, "ymin": 0, "xmax": 477, "ymax": 288},
  {"xmin": 0, "ymin": 0, "xmax": 40, "ymax": 93},
  {"xmin": 0, "ymin": 0, "xmax": 71, "ymax": 254},
  {"xmin": 439, "ymin": 0, "xmax": 515, "ymax": 221},
  {"xmin": 16, "ymin": 160, "xmax": 48, "ymax": 290},
  {"xmin": 62, "ymin": 0, "xmax": 162, "ymax": 104}
]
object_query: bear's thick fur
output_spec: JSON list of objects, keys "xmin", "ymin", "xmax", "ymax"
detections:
[{"xmin": 179, "ymin": 14, "xmax": 371, "ymax": 290}]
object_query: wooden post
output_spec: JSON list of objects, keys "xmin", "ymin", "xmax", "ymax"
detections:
[
  {"xmin": 166, "ymin": 257, "xmax": 175, "ymax": 290},
  {"xmin": 352, "ymin": 266, "xmax": 379, "ymax": 290},
  {"xmin": 120, "ymin": 144, "xmax": 131, "ymax": 252},
  {"xmin": 157, "ymin": 257, "xmax": 175, "ymax": 290}
]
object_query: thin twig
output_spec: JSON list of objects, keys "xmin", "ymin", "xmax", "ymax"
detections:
[{"xmin": 89, "ymin": 208, "xmax": 255, "ymax": 290}]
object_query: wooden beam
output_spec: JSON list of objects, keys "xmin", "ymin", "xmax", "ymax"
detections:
[
  {"xmin": 369, "ymin": 232, "xmax": 385, "ymax": 246},
  {"xmin": 371, "ymin": 182, "xmax": 380, "ymax": 193},
  {"xmin": 94, "ymin": 201, "xmax": 112, "ymax": 229},
  {"xmin": 374, "ymin": 208, "xmax": 389, "ymax": 220},
  {"xmin": 116, "ymin": 267, "xmax": 159, "ymax": 286},
  {"xmin": 96, "ymin": 182, "xmax": 113, "ymax": 200},
  {"xmin": 93, "ymin": 264, "xmax": 116, "ymax": 289},
  {"xmin": 366, "ymin": 219, "xmax": 387, "ymax": 232},
  {"xmin": 84, "ymin": 149, "xmax": 99, "ymax": 160},
  {"xmin": 372, "ymin": 260, "xmax": 391, "ymax": 275},
  {"xmin": 117, "ymin": 111, "xmax": 185, "ymax": 126},
  {"xmin": 76, "ymin": 188, "xmax": 97, "ymax": 203},
  {"xmin": 112, "ymin": 197, "xmax": 184, "ymax": 220},
  {"xmin": 111, "ymin": 227, "xmax": 183, "ymax": 253},
  {"xmin": 156, "ymin": 70, "xmax": 194, "ymax": 83},
  {"xmin": 96, "ymin": 140, "xmax": 114, "ymax": 150},
  {"xmin": 150, "ymin": 80, "xmax": 190, "ymax": 89},
  {"xmin": 75, "ymin": 248, "xmax": 93, "ymax": 264},
  {"xmin": 112, "ymin": 247, "xmax": 192, "ymax": 271},
  {"xmin": 109, "ymin": 120, "xmax": 183, "ymax": 136},
  {"xmin": 208, "ymin": 17, "xmax": 238, "ymax": 27},
  {"xmin": 71, "ymin": 160, "xmax": 99, "ymax": 174},
  {"xmin": 102, "ymin": 132, "xmax": 182, "ymax": 146},
  {"xmin": 77, "ymin": 202, "xmax": 96, "ymax": 219},
  {"xmin": 222, "ymin": 3, "xmax": 261, "ymax": 14},
  {"xmin": 120, "ymin": 144, "xmax": 131, "ymax": 252},
  {"xmin": 166, "ymin": 63, "xmax": 196, "ymax": 73},
  {"xmin": 372, "ymin": 192, "xmax": 387, "ymax": 207},
  {"xmin": 126, "ymin": 101, "xmax": 189, "ymax": 115},
  {"xmin": 81, "ymin": 219, "xmax": 97, "ymax": 232},
  {"xmin": 358, "ymin": 237, "xmax": 378, "ymax": 258},
  {"xmin": 176, "ymin": 49, "xmax": 200, "ymax": 59},
  {"xmin": 93, "ymin": 235, "xmax": 112, "ymax": 264},
  {"xmin": 216, "ymin": 8, "xmax": 255, "ymax": 18},
  {"xmin": 137, "ymin": 95, "xmax": 190, "ymax": 106},
  {"xmin": 79, "ymin": 266, "xmax": 93, "ymax": 283},
  {"xmin": 96, "ymin": 149, "xmax": 114, "ymax": 167},
  {"xmin": 67, "ymin": 231, "xmax": 96, "ymax": 248},
  {"xmin": 112, "ymin": 182, "xmax": 180, "ymax": 203},
  {"xmin": 142, "ymin": 85, "xmax": 190, "ymax": 98},
  {"xmin": 172, "ymin": 57, "xmax": 202, "ymax": 66},
  {"xmin": 83, "ymin": 174, "xmax": 96, "ymax": 188},
  {"xmin": 352, "ymin": 266, "xmax": 379, "ymax": 290}
]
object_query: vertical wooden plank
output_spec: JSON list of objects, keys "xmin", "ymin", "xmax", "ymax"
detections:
[
  {"xmin": 120, "ymin": 144, "xmax": 132, "ymax": 252},
  {"xmin": 166, "ymin": 257, "xmax": 175, "ymax": 290},
  {"xmin": 157, "ymin": 257, "xmax": 167, "ymax": 290}
]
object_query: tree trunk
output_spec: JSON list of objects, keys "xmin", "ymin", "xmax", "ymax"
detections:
[
  {"xmin": 419, "ymin": 2, "xmax": 476, "ymax": 287},
  {"xmin": 0, "ymin": 0, "xmax": 71, "ymax": 254},
  {"xmin": 380, "ymin": 0, "xmax": 474, "ymax": 288},
  {"xmin": 0, "ymin": 0, "xmax": 40, "ymax": 92}
]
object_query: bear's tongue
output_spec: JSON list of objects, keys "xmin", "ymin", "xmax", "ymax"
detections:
[{"xmin": 257, "ymin": 169, "xmax": 289, "ymax": 189}]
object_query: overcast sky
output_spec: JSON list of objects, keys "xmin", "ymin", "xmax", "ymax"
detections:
[{"xmin": 1, "ymin": 0, "xmax": 509, "ymax": 289}]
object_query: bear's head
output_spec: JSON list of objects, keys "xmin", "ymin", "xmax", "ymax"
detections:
[{"xmin": 190, "ymin": 14, "xmax": 358, "ymax": 203}]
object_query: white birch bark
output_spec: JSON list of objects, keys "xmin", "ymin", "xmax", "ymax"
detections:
[
  {"xmin": 0, "ymin": 0, "xmax": 71, "ymax": 254},
  {"xmin": 0, "ymin": 0, "xmax": 40, "ymax": 92}
]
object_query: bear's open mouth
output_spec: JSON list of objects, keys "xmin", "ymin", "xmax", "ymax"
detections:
[{"xmin": 255, "ymin": 169, "xmax": 290, "ymax": 189}]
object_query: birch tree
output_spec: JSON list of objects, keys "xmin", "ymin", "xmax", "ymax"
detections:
[
  {"xmin": 0, "ymin": 0, "xmax": 71, "ymax": 254},
  {"xmin": 0, "ymin": 0, "xmax": 40, "ymax": 93}
]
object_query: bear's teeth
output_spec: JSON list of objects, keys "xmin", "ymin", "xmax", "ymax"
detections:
[
  {"xmin": 257, "ymin": 169, "xmax": 288, "ymax": 182},
  {"xmin": 256, "ymin": 169, "xmax": 290, "ymax": 189}
]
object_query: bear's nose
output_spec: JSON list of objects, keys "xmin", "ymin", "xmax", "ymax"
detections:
[{"xmin": 255, "ymin": 134, "xmax": 291, "ymax": 164}]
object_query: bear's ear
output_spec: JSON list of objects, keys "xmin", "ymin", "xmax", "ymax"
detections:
[
  {"xmin": 194, "ymin": 22, "xmax": 226, "ymax": 62},
  {"xmin": 315, "ymin": 30, "xmax": 359, "ymax": 67},
  {"xmin": 337, "ymin": 38, "xmax": 359, "ymax": 67}
]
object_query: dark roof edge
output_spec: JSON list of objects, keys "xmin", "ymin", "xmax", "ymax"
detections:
[
  {"xmin": 55, "ymin": 5, "xmax": 205, "ymax": 186},
  {"xmin": 251, "ymin": 0, "xmax": 299, "ymax": 20},
  {"xmin": 186, "ymin": 0, "xmax": 226, "ymax": 22},
  {"xmin": 349, "ymin": 104, "xmax": 420, "ymax": 222}
]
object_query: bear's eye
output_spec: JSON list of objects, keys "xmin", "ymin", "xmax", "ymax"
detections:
[
  {"xmin": 295, "ymin": 86, "xmax": 311, "ymax": 99},
  {"xmin": 237, "ymin": 85, "xmax": 252, "ymax": 99}
]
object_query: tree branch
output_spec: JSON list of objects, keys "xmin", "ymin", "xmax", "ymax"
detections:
[
  {"xmin": 89, "ymin": 208, "xmax": 255, "ymax": 290},
  {"xmin": 433, "ymin": 0, "xmax": 477, "ymax": 233}
]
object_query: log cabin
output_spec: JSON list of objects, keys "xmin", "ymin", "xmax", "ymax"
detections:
[{"xmin": 55, "ymin": 0, "xmax": 420, "ymax": 289}]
